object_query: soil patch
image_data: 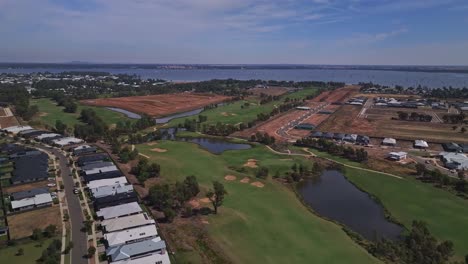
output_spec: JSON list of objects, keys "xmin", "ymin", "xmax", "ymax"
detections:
[
  {"xmin": 243, "ymin": 159, "xmax": 258, "ymax": 168},
  {"xmin": 240, "ymin": 177, "xmax": 250, "ymax": 183},
  {"xmin": 250, "ymin": 181, "xmax": 265, "ymax": 188},
  {"xmin": 224, "ymin": 175, "xmax": 237, "ymax": 181},
  {"xmin": 146, "ymin": 142, "xmax": 158, "ymax": 146},
  {"xmin": 151, "ymin": 148, "xmax": 167, "ymax": 153}
]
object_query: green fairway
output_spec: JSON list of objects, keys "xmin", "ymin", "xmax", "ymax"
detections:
[
  {"xmin": 166, "ymin": 88, "xmax": 320, "ymax": 127},
  {"xmin": 30, "ymin": 98, "xmax": 132, "ymax": 127},
  {"xmin": 137, "ymin": 140, "xmax": 379, "ymax": 264},
  {"xmin": 345, "ymin": 168, "xmax": 468, "ymax": 259},
  {"xmin": 0, "ymin": 238, "xmax": 55, "ymax": 263}
]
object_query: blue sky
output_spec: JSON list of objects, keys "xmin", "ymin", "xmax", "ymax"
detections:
[{"xmin": 1, "ymin": 0, "xmax": 467, "ymax": 65}]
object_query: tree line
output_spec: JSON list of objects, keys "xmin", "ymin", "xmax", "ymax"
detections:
[
  {"xmin": 0, "ymin": 84, "xmax": 38, "ymax": 120},
  {"xmin": 396, "ymin": 111, "xmax": 433, "ymax": 122},
  {"xmin": 296, "ymin": 137, "xmax": 369, "ymax": 162}
]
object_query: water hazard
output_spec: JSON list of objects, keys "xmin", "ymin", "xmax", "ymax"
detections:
[{"xmin": 298, "ymin": 170, "xmax": 403, "ymax": 241}]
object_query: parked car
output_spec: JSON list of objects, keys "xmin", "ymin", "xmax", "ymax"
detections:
[
  {"xmin": 47, "ymin": 183, "xmax": 56, "ymax": 187},
  {"xmin": 73, "ymin": 188, "xmax": 79, "ymax": 194}
]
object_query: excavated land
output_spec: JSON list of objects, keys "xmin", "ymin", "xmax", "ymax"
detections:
[
  {"xmin": 81, "ymin": 93, "xmax": 231, "ymax": 117},
  {"xmin": 248, "ymin": 87, "xmax": 293, "ymax": 96}
]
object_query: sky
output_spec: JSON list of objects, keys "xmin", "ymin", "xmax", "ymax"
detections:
[{"xmin": 0, "ymin": 0, "xmax": 468, "ymax": 65}]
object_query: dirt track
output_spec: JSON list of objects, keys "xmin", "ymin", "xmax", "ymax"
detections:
[{"xmin": 81, "ymin": 93, "xmax": 231, "ymax": 117}]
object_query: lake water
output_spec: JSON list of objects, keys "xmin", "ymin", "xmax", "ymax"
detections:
[
  {"xmin": 3, "ymin": 67, "xmax": 468, "ymax": 88},
  {"xmin": 106, "ymin": 107, "xmax": 141, "ymax": 119},
  {"xmin": 155, "ymin": 108, "xmax": 204, "ymax": 124},
  {"xmin": 160, "ymin": 128, "xmax": 251, "ymax": 154},
  {"xmin": 298, "ymin": 170, "xmax": 403, "ymax": 241}
]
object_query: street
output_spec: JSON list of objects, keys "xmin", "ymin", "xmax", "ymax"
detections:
[{"xmin": 37, "ymin": 146, "xmax": 88, "ymax": 264}]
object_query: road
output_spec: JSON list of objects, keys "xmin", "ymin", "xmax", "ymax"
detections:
[
  {"xmin": 37, "ymin": 145, "xmax": 88, "ymax": 264},
  {"xmin": 276, "ymin": 102, "xmax": 328, "ymax": 140}
]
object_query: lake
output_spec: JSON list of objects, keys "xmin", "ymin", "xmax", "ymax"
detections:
[
  {"xmin": 106, "ymin": 107, "xmax": 141, "ymax": 119},
  {"xmin": 2, "ymin": 67, "xmax": 468, "ymax": 88},
  {"xmin": 160, "ymin": 128, "xmax": 251, "ymax": 154},
  {"xmin": 298, "ymin": 170, "xmax": 403, "ymax": 241},
  {"xmin": 155, "ymin": 108, "xmax": 204, "ymax": 124}
]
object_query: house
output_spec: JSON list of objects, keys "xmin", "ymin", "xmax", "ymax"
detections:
[
  {"xmin": 91, "ymin": 184, "xmax": 134, "ymax": 199},
  {"xmin": 73, "ymin": 145, "xmax": 97, "ymax": 156},
  {"xmin": 77, "ymin": 153, "xmax": 109, "ymax": 166},
  {"xmin": 87, "ymin": 177, "xmax": 128, "ymax": 189},
  {"xmin": 310, "ymin": 131, "xmax": 323, "ymax": 138},
  {"xmin": 9, "ymin": 150, "xmax": 42, "ymax": 159},
  {"xmin": 2, "ymin": 125, "xmax": 33, "ymax": 134},
  {"xmin": 10, "ymin": 193, "xmax": 53, "ymax": 212},
  {"xmin": 323, "ymin": 132, "xmax": 334, "ymax": 139},
  {"xmin": 10, "ymin": 187, "xmax": 49, "ymax": 200},
  {"xmin": 439, "ymin": 152, "xmax": 468, "ymax": 170},
  {"xmin": 20, "ymin": 130, "xmax": 49, "ymax": 138},
  {"xmin": 35, "ymin": 133, "xmax": 61, "ymax": 141},
  {"xmin": 52, "ymin": 137, "xmax": 83, "ymax": 147},
  {"xmin": 81, "ymin": 161, "xmax": 115, "ymax": 172},
  {"xmin": 414, "ymin": 140, "xmax": 429, "ymax": 149},
  {"xmin": 296, "ymin": 106, "xmax": 311, "ymax": 110},
  {"xmin": 101, "ymin": 213, "xmax": 155, "ymax": 233},
  {"xmin": 104, "ymin": 224, "xmax": 158, "ymax": 247},
  {"xmin": 42, "ymin": 135, "xmax": 64, "ymax": 144},
  {"xmin": 442, "ymin": 143, "xmax": 463, "ymax": 153},
  {"xmin": 106, "ymin": 237, "xmax": 167, "ymax": 262},
  {"xmin": 382, "ymin": 138, "xmax": 397, "ymax": 146},
  {"xmin": 83, "ymin": 165, "xmax": 119, "ymax": 176},
  {"xmin": 94, "ymin": 191, "xmax": 138, "ymax": 210},
  {"xmin": 333, "ymin": 133, "xmax": 345, "ymax": 141},
  {"xmin": 83, "ymin": 170, "xmax": 123, "ymax": 183},
  {"xmin": 109, "ymin": 252, "xmax": 171, "ymax": 264},
  {"xmin": 388, "ymin": 152, "xmax": 407, "ymax": 161},
  {"xmin": 356, "ymin": 135, "xmax": 370, "ymax": 145},
  {"xmin": 96, "ymin": 202, "xmax": 142, "ymax": 220},
  {"xmin": 11, "ymin": 153, "xmax": 49, "ymax": 185},
  {"xmin": 461, "ymin": 144, "xmax": 468, "ymax": 153},
  {"xmin": 343, "ymin": 134, "xmax": 358, "ymax": 143},
  {"xmin": 294, "ymin": 123, "xmax": 315, "ymax": 130}
]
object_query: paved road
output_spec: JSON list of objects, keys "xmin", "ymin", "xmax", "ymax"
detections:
[
  {"xmin": 276, "ymin": 103, "xmax": 328, "ymax": 140},
  {"xmin": 37, "ymin": 146, "xmax": 88, "ymax": 264}
]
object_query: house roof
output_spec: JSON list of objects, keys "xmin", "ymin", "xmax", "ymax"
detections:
[
  {"xmin": 9, "ymin": 150, "xmax": 42, "ymax": 159},
  {"xmin": 11, "ymin": 193, "xmax": 52, "ymax": 209},
  {"xmin": 101, "ymin": 213, "xmax": 155, "ymax": 233},
  {"xmin": 91, "ymin": 184, "xmax": 134, "ymax": 199},
  {"xmin": 311, "ymin": 131, "xmax": 323, "ymax": 137},
  {"xmin": 414, "ymin": 140, "xmax": 429, "ymax": 148},
  {"xmin": 52, "ymin": 137, "xmax": 83, "ymax": 146},
  {"xmin": 106, "ymin": 237, "xmax": 166, "ymax": 262},
  {"xmin": 439, "ymin": 152, "xmax": 468, "ymax": 169},
  {"xmin": 3, "ymin": 125, "xmax": 33, "ymax": 133},
  {"xmin": 442, "ymin": 143, "xmax": 462, "ymax": 152},
  {"xmin": 77, "ymin": 153, "xmax": 109, "ymax": 166},
  {"xmin": 389, "ymin": 152, "xmax": 407, "ymax": 157},
  {"xmin": 104, "ymin": 224, "xmax": 158, "ymax": 247},
  {"xmin": 81, "ymin": 161, "xmax": 115, "ymax": 172},
  {"xmin": 97, "ymin": 202, "xmax": 142, "ymax": 220},
  {"xmin": 383, "ymin": 138, "xmax": 397, "ymax": 145},
  {"xmin": 36, "ymin": 133, "xmax": 61, "ymax": 140},
  {"xmin": 10, "ymin": 187, "xmax": 49, "ymax": 200},
  {"xmin": 84, "ymin": 165, "xmax": 118, "ymax": 175},
  {"xmin": 12, "ymin": 153, "xmax": 49, "ymax": 182},
  {"xmin": 109, "ymin": 252, "xmax": 171, "ymax": 264},
  {"xmin": 87, "ymin": 177, "xmax": 128, "ymax": 189},
  {"xmin": 83, "ymin": 171, "xmax": 124, "ymax": 183}
]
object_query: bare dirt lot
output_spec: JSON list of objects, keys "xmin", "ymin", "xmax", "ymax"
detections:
[
  {"xmin": 0, "ymin": 116, "xmax": 19, "ymax": 128},
  {"xmin": 81, "ymin": 93, "xmax": 231, "ymax": 117},
  {"xmin": 8, "ymin": 206, "xmax": 61, "ymax": 239}
]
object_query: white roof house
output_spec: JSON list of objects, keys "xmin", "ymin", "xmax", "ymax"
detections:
[
  {"xmin": 439, "ymin": 152, "xmax": 468, "ymax": 170},
  {"xmin": 36, "ymin": 133, "xmax": 61, "ymax": 140},
  {"xmin": 101, "ymin": 213, "xmax": 155, "ymax": 233},
  {"xmin": 52, "ymin": 137, "xmax": 83, "ymax": 146},
  {"xmin": 97, "ymin": 202, "xmax": 142, "ymax": 220},
  {"xmin": 106, "ymin": 237, "xmax": 167, "ymax": 262},
  {"xmin": 388, "ymin": 152, "xmax": 408, "ymax": 161},
  {"xmin": 382, "ymin": 138, "xmax": 397, "ymax": 145},
  {"xmin": 104, "ymin": 225, "xmax": 158, "ymax": 247},
  {"xmin": 414, "ymin": 140, "xmax": 429, "ymax": 148},
  {"xmin": 87, "ymin": 177, "xmax": 128, "ymax": 189},
  {"xmin": 11, "ymin": 193, "xmax": 53, "ymax": 210},
  {"xmin": 110, "ymin": 252, "xmax": 171, "ymax": 264},
  {"xmin": 91, "ymin": 184, "xmax": 134, "ymax": 199},
  {"xmin": 84, "ymin": 165, "xmax": 118, "ymax": 175},
  {"xmin": 3, "ymin": 125, "xmax": 33, "ymax": 133}
]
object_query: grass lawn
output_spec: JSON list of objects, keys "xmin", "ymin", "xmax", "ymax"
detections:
[
  {"xmin": 137, "ymin": 140, "xmax": 379, "ymax": 264},
  {"xmin": 345, "ymin": 168, "xmax": 468, "ymax": 259},
  {"xmin": 30, "ymin": 98, "xmax": 133, "ymax": 128},
  {"xmin": 0, "ymin": 238, "xmax": 55, "ymax": 263},
  {"xmin": 8, "ymin": 206, "xmax": 61, "ymax": 239},
  {"xmin": 166, "ymin": 88, "xmax": 320, "ymax": 127},
  {"xmin": 306, "ymin": 148, "xmax": 365, "ymax": 168}
]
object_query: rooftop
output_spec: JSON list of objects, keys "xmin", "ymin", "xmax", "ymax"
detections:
[
  {"xmin": 96, "ymin": 202, "xmax": 142, "ymax": 220},
  {"xmin": 11, "ymin": 193, "xmax": 52, "ymax": 210},
  {"xmin": 10, "ymin": 187, "xmax": 49, "ymax": 200},
  {"xmin": 87, "ymin": 176, "xmax": 128, "ymax": 189},
  {"xmin": 109, "ymin": 252, "xmax": 171, "ymax": 264},
  {"xmin": 91, "ymin": 183, "xmax": 134, "ymax": 199},
  {"xmin": 104, "ymin": 224, "xmax": 158, "ymax": 247},
  {"xmin": 106, "ymin": 237, "xmax": 166, "ymax": 262},
  {"xmin": 101, "ymin": 213, "xmax": 155, "ymax": 233}
]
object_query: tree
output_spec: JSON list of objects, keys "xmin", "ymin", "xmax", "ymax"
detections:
[
  {"xmin": 206, "ymin": 181, "xmax": 227, "ymax": 214},
  {"xmin": 31, "ymin": 228, "xmax": 43, "ymax": 240},
  {"xmin": 256, "ymin": 166, "xmax": 269, "ymax": 179},
  {"xmin": 462, "ymin": 127, "xmax": 467, "ymax": 133},
  {"xmin": 87, "ymin": 246, "xmax": 96, "ymax": 258},
  {"xmin": 55, "ymin": 120, "xmax": 67, "ymax": 134},
  {"xmin": 415, "ymin": 163, "xmax": 427, "ymax": 176},
  {"xmin": 163, "ymin": 208, "xmax": 176, "ymax": 223},
  {"xmin": 16, "ymin": 248, "xmax": 24, "ymax": 256},
  {"xmin": 44, "ymin": 224, "xmax": 57, "ymax": 238}
]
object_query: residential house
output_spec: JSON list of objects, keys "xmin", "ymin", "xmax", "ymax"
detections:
[
  {"xmin": 104, "ymin": 224, "xmax": 158, "ymax": 247},
  {"xmin": 73, "ymin": 145, "xmax": 97, "ymax": 156},
  {"xmin": 11, "ymin": 153, "xmax": 49, "ymax": 185},
  {"xmin": 10, "ymin": 187, "xmax": 49, "ymax": 200},
  {"xmin": 101, "ymin": 213, "xmax": 155, "ymax": 233},
  {"xmin": 442, "ymin": 143, "xmax": 463, "ymax": 153},
  {"xmin": 87, "ymin": 177, "xmax": 128, "ymax": 189},
  {"xmin": 109, "ymin": 252, "xmax": 171, "ymax": 264},
  {"xmin": 382, "ymin": 138, "xmax": 397, "ymax": 146},
  {"xmin": 439, "ymin": 152, "xmax": 468, "ymax": 170},
  {"xmin": 388, "ymin": 152, "xmax": 407, "ymax": 161},
  {"xmin": 94, "ymin": 191, "xmax": 138, "ymax": 210},
  {"xmin": 96, "ymin": 202, "xmax": 142, "ymax": 220},
  {"xmin": 10, "ymin": 193, "xmax": 53, "ymax": 212},
  {"xmin": 77, "ymin": 153, "xmax": 109, "ymax": 167},
  {"xmin": 414, "ymin": 140, "xmax": 429, "ymax": 149},
  {"xmin": 106, "ymin": 237, "xmax": 167, "ymax": 262}
]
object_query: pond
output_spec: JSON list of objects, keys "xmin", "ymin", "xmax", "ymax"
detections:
[
  {"xmin": 160, "ymin": 128, "xmax": 251, "ymax": 154},
  {"xmin": 106, "ymin": 107, "xmax": 142, "ymax": 119},
  {"xmin": 298, "ymin": 170, "xmax": 403, "ymax": 241}
]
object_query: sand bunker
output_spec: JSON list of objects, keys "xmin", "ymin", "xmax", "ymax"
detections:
[
  {"xmin": 201, "ymin": 219, "xmax": 210, "ymax": 225},
  {"xmin": 199, "ymin": 198, "xmax": 211, "ymax": 204},
  {"xmin": 240, "ymin": 177, "xmax": 250, "ymax": 183},
  {"xmin": 221, "ymin": 112, "xmax": 229, "ymax": 116},
  {"xmin": 39, "ymin": 112, "xmax": 48, "ymax": 117},
  {"xmin": 188, "ymin": 199, "xmax": 200, "ymax": 208},
  {"xmin": 151, "ymin": 148, "xmax": 167, "ymax": 153},
  {"xmin": 146, "ymin": 142, "xmax": 158, "ymax": 146},
  {"xmin": 224, "ymin": 175, "xmax": 237, "ymax": 181},
  {"xmin": 243, "ymin": 159, "xmax": 258, "ymax": 168},
  {"xmin": 250, "ymin": 181, "xmax": 265, "ymax": 188}
]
